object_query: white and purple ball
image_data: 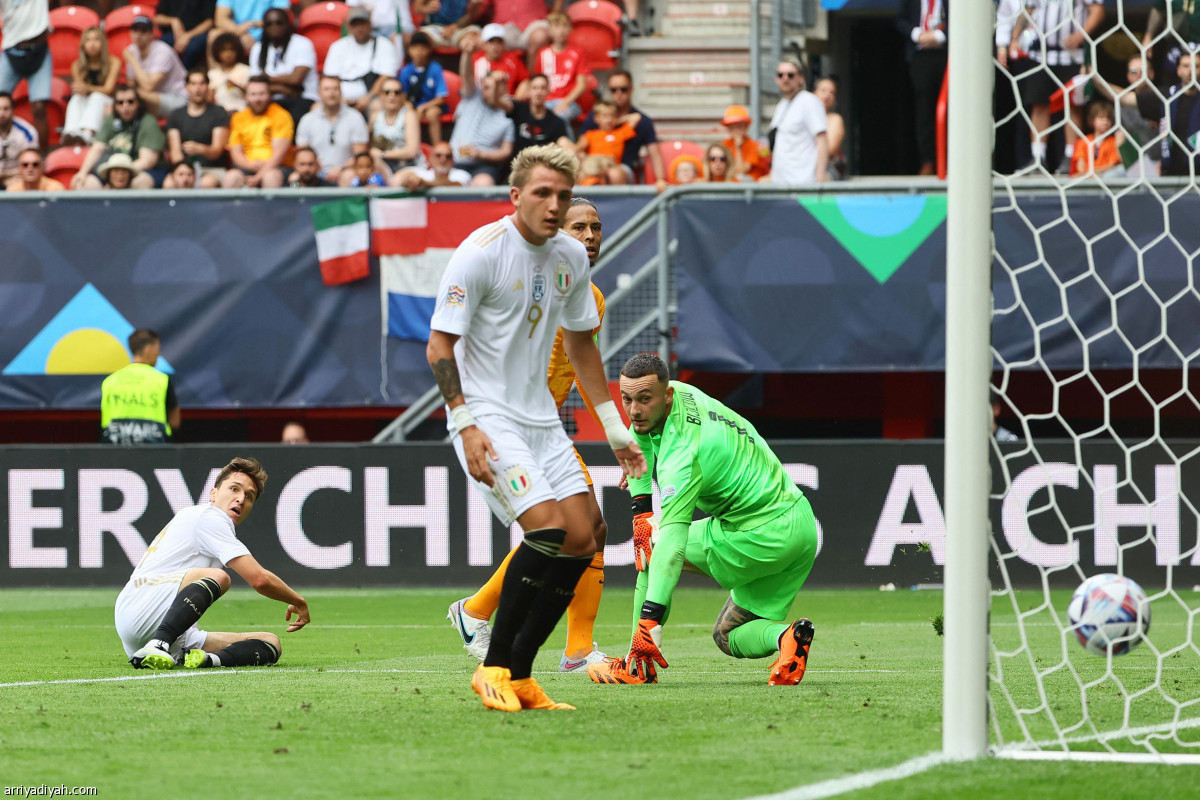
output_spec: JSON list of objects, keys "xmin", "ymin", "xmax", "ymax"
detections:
[{"xmin": 1067, "ymin": 574, "xmax": 1151, "ymax": 656}]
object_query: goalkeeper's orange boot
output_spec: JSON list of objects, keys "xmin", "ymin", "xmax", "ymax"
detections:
[
  {"xmin": 769, "ymin": 618, "xmax": 815, "ymax": 686},
  {"xmin": 511, "ymin": 677, "xmax": 575, "ymax": 710},
  {"xmin": 471, "ymin": 664, "xmax": 521, "ymax": 711},
  {"xmin": 587, "ymin": 656, "xmax": 656, "ymax": 685}
]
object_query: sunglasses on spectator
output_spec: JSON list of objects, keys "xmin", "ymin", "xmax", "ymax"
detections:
[
  {"xmin": 20, "ymin": 160, "xmax": 41, "ymax": 167},
  {"xmin": 1128, "ymin": 68, "xmax": 1142, "ymax": 74},
  {"xmin": 608, "ymin": 85, "xmax": 630, "ymax": 93},
  {"xmin": 382, "ymin": 89, "xmax": 403, "ymax": 95},
  {"xmin": 777, "ymin": 71, "xmax": 798, "ymax": 78},
  {"xmin": 116, "ymin": 99, "xmax": 138, "ymax": 105},
  {"xmin": 264, "ymin": 19, "xmax": 287, "ymax": 27},
  {"xmin": 708, "ymin": 155, "xmax": 728, "ymax": 162},
  {"xmin": 432, "ymin": 152, "xmax": 453, "ymax": 159}
]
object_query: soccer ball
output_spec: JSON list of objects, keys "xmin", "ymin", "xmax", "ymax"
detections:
[{"xmin": 1067, "ymin": 574, "xmax": 1151, "ymax": 656}]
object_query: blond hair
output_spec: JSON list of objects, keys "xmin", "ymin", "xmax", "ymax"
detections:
[{"xmin": 509, "ymin": 143, "xmax": 578, "ymax": 187}]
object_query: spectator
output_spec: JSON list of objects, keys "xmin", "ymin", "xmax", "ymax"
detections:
[
  {"xmin": 63, "ymin": 27, "xmax": 122, "ymax": 146},
  {"xmin": 766, "ymin": 57, "xmax": 828, "ymax": 185},
  {"xmin": 399, "ymin": 31, "xmax": 448, "ymax": 144},
  {"xmin": 322, "ymin": 6, "xmax": 401, "ymax": 114},
  {"xmin": 208, "ymin": 32, "xmax": 250, "ymax": 114},
  {"xmin": 295, "ymin": 74, "xmax": 369, "ymax": 186},
  {"xmin": 473, "ymin": 23, "xmax": 529, "ymax": 98},
  {"xmin": 101, "ymin": 328, "xmax": 180, "ymax": 444},
  {"xmin": 70, "ymin": 85, "xmax": 163, "ymax": 190},
  {"xmin": 346, "ymin": 0, "xmax": 420, "ymax": 42},
  {"xmin": 719, "ymin": 104, "xmax": 767, "ymax": 182},
  {"xmin": 1143, "ymin": 2, "xmax": 1200, "ymax": 65},
  {"xmin": 368, "ymin": 77, "xmax": 421, "ymax": 177},
  {"xmin": 488, "ymin": 0, "xmax": 555, "ymax": 71},
  {"xmin": 249, "ymin": 7, "xmax": 318, "ymax": 124},
  {"xmin": 392, "ymin": 140, "xmax": 471, "ymax": 188},
  {"xmin": 506, "ymin": 72, "xmax": 572, "ymax": 157},
  {"xmin": 1069, "ymin": 100, "xmax": 1121, "ymax": 178},
  {"xmin": 1009, "ymin": 0, "xmax": 1105, "ymax": 173},
  {"xmin": 669, "ymin": 153, "xmax": 701, "ymax": 184},
  {"xmin": 155, "ymin": 0, "xmax": 217, "ymax": 70},
  {"xmin": 0, "ymin": 0, "xmax": 50, "ymax": 151},
  {"xmin": 419, "ymin": 0, "xmax": 485, "ymax": 49},
  {"xmin": 6, "ymin": 146, "xmax": 63, "ymax": 191},
  {"xmin": 215, "ymin": 0, "xmax": 290, "ymax": 51},
  {"xmin": 896, "ymin": 0, "xmax": 946, "ymax": 176},
  {"xmin": 575, "ymin": 99, "xmax": 638, "ymax": 185},
  {"xmin": 125, "ymin": 15, "xmax": 189, "ymax": 117},
  {"xmin": 98, "ymin": 152, "xmax": 140, "ymax": 190},
  {"xmin": 813, "ymin": 79, "xmax": 846, "ymax": 180},
  {"xmin": 701, "ymin": 143, "xmax": 732, "ymax": 182},
  {"xmin": 534, "ymin": 12, "xmax": 589, "ymax": 127},
  {"xmin": 449, "ymin": 46, "xmax": 516, "ymax": 186},
  {"xmin": 579, "ymin": 70, "xmax": 667, "ymax": 191},
  {"xmin": 347, "ymin": 150, "xmax": 386, "ymax": 187},
  {"xmin": 222, "ymin": 74, "xmax": 293, "ymax": 188},
  {"xmin": 281, "ymin": 421, "xmax": 309, "ymax": 443},
  {"xmin": 1092, "ymin": 54, "xmax": 1160, "ymax": 176},
  {"xmin": 286, "ymin": 145, "xmax": 332, "ymax": 186},
  {"xmin": 0, "ymin": 91, "xmax": 37, "ymax": 185},
  {"xmin": 167, "ymin": 159, "xmax": 198, "ymax": 188},
  {"xmin": 1149, "ymin": 51, "xmax": 1200, "ymax": 177},
  {"xmin": 166, "ymin": 70, "xmax": 230, "ymax": 189}
]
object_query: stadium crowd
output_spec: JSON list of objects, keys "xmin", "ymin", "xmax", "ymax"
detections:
[{"xmin": 2, "ymin": 0, "xmax": 1195, "ymax": 190}]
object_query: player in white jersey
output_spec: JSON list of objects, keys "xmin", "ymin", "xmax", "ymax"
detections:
[
  {"xmin": 427, "ymin": 143, "xmax": 646, "ymax": 712},
  {"xmin": 115, "ymin": 457, "xmax": 311, "ymax": 670}
]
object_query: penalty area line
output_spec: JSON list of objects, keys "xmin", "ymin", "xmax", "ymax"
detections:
[{"xmin": 741, "ymin": 752, "xmax": 959, "ymax": 800}]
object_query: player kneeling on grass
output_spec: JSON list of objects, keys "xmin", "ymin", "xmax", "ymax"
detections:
[
  {"xmin": 116, "ymin": 457, "xmax": 311, "ymax": 670},
  {"xmin": 588, "ymin": 354, "xmax": 818, "ymax": 687}
]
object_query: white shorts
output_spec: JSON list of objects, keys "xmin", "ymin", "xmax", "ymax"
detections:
[
  {"xmin": 453, "ymin": 414, "xmax": 588, "ymax": 527},
  {"xmin": 114, "ymin": 571, "xmax": 209, "ymax": 659}
]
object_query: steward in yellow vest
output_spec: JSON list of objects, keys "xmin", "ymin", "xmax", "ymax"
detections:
[{"xmin": 101, "ymin": 328, "xmax": 181, "ymax": 444}]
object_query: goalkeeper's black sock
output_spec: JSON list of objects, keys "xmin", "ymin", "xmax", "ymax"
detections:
[
  {"xmin": 483, "ymin": 528, "xmax": 566, "ymax": 669},
  {"xmin": 509, "ymin": 553, "xmax": 592, "ymax": 680},
  {"xmin": 208, "ymin": 638, "xmax": 280, "ymax": 667},
  {"xmin": 148, "ymin": 577, "xmax": 223, "ymax": 649}
]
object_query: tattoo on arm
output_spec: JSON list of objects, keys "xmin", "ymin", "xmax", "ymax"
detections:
[{"xmin": 431, "ymin": 358, "xmax": 463, "ymax": 404}]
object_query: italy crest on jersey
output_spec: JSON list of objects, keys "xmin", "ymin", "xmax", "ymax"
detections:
[
  {"xmin": 504, "ymin": 465, "xmax": 532, "ymax": 496},
  {"xmin": 532, "ymin": 273, "xmax": 546, "ymax": 302},
  {"xmin": 554, "ymin": 263, "xmax": 571, "ymax": 294}
]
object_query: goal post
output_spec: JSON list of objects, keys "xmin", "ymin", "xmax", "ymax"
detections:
[{"xmin": 942, "ymin": 0, "xmax": 995, "ymax": 760}]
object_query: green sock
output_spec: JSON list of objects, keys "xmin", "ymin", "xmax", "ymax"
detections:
[{"xmin": 728, "ymin": 619, "xmax": 789, "ymax": 659}]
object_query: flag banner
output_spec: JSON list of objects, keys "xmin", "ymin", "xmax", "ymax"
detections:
[
  {"xmin": 1048, "ymin": 73, "xmax": 1090, "ymax": 115},
  {"xmin": 373, "ymin": 198, "xmax": 512, "ymax": 341},
  {"xmin": 312, "ymin": 197, "xmax": 370, "ymax": 286}
]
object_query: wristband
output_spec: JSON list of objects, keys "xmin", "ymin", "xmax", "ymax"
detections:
[
  {"xmin": 595, "ymin": 400, "xmax": 624, "ymax": 435},
  {"xmin": 631, "ymin": 493, "xmax": 653, "ymax": 516},
  {"xmin": 640, "ymin": 601, "xmax": 667, "ymax": 623},
  {"xmin": 450, "ymin": 403, "xmax": 477, "ymax": 432}
]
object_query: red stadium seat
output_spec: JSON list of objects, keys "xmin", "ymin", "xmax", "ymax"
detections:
[
  {"xmin": 12, "ymin": 76, "xmax": 71, "ymax": 147},
  {"xmin": 48, "ymin": 6, "xmax": 101, "ymax": 77},
  {"xmin": 440, "ymin": 69, "xmax": 461, "ymax": 123},
  {"xmin": 567, "ymin": 0, "xmax": 623, "ymax": 31},
  {"xmin": 105, "ymin": 4, "xmax": 158, "ymax": 60},
  {"xmin": 644, "ymin": 139, "xmax": 706, "ymax": 184},
  {"xmin": 567, "ymin": 21, "xmax": 620, "ymax": 72},
  {"xmin": 574, "ymin": 72, "xmax": 598, "ymax": 124},
  {"xmin": 44, "ymin": 145, "xmax": 88, "ymax": 184},
  {"xmin": 298, "ymin": 1, "xmax": 349, "ymax": 72}
]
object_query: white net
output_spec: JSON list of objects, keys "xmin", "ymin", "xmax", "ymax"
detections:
[{"xmin": 988, "ymin": 2, "xmax": 1200, "ymax": 761}]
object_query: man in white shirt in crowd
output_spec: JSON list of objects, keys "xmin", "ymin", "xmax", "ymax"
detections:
[
  {"xmin": 322, "ymin": 6, "xmax": 401, "ymax": 114},
  {"xmin": 295, "ymin": 73, "xmax": 369, "ymax": 185},
  {"xmin": 116, "ymin": 456, "xmax": 310, "ymax": 671},
  {"xmin": 766, "ymin": 56, "xmax": 828, "ymax": 185}
]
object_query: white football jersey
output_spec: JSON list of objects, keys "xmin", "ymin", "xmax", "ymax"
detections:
[
  {"xmin": 126, "ymin": 504, "xmax": 251, "ymax": 581},
  {"xmin": 431, "ymin": 215, "xmax": 598, "ymax": 429}
]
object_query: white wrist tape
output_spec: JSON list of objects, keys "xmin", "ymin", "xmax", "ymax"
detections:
[
  {"xmin": 595, "ymin": 401, "xmax": 633, "ymax": 448},
  {"xmin": 450, "ymin": 404, "xmax": 477, "ymax": 433}
]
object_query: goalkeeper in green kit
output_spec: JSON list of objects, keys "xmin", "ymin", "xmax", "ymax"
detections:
[{"xmin": 588, "ymin": 353, "xmax": 819, "ymax": 687}]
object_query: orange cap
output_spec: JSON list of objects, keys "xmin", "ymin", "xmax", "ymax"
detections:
[{"xmin": 721, "ymin": 105, "xmax": 751, "ymax": 126}]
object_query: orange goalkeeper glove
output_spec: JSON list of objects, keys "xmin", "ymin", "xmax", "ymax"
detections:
[
  {"xmin": 628, "ymin": 603, "xmax": 668, "ymax": 680},
  {"xmin": 631, "ymin": 493, "xmax": 655, "ymax": 571}
]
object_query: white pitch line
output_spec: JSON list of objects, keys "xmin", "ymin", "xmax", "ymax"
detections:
[{"xmin": 741, "ymin": 752, "xmax": 960, "ymax": 800}]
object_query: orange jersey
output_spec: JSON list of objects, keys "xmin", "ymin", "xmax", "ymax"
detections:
[{"xmin": 546, "ymin": 283, "xmax": 606, "ymax": 414}]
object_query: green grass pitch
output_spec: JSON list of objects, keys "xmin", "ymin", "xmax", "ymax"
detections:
[{"xmin": 2, "ymin": 586, "xmax": 1198, "ymax": 798}]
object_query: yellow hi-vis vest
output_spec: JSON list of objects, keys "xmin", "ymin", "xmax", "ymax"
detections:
[{"xmin": 100, "ymin": 362, "xmax": 171, "ymax": 444}]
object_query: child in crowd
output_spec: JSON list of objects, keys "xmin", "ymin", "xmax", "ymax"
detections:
[
  {"xmin": 208, "ymin": 32, "xmax": 250, "ymax": 114},
  {"xmin": 62, "ymin": 27, "xmax": 122, "ymax": 145},
  {"xmin": 1070, "ymin": 101, "xmax": 1122, "ymax": 178},
  {"xmin": 671, "ymin": 155, "xmax": 702, "ymax": 184},
  {"xmin": 348, "ymin": 151, "xmax": 387, "ymax": 187},
  {"xmin": 399, "ymin": 32, "xmax": 448, "ymax": 144},
  {"xmin": 574, "ymin": 100, "xmax": 639, "ymax": 185}
]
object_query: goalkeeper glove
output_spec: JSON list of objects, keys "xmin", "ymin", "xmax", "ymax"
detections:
[
  {"xmin": 628, "ymin": 602, "xmax": 668, "ymax": 679},
  {"xmin": 631, "ymin": 493, "xmax": 655, "ymax": 571}
]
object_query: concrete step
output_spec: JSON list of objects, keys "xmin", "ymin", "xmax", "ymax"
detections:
[
  {"xmin": 661, "ymin": 14, "xmax": 752, "ymax": 38},
  {"xmin": 638, "ymin": 54, "xmax": 751, "ymax": 85},
  {"xmin": 664, "ymin": 0, "xmax": 752, "ymax": 17},
  {"xmin": 639, "ymin": 83, "xmax": 748, "ymax": 108}
]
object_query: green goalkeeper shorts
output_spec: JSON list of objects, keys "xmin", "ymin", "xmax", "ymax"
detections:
[{"xmin": 685, "ymin": 495, "xmax": 818, "ymax": 622}]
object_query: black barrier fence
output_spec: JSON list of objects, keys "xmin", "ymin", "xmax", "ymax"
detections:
[{"xmin": 3, "ymin": 442, "xmax": 1198, "ymax": 589}]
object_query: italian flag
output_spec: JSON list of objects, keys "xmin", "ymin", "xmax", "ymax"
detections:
[
  {"xmin": 1048, "ymin": 73, "xmax": 1091, "ymax": 115},
  {"xmin": 372, "ymin": 197, "xmax": 512, "ymax": 341},
  {"xmin": 312, "ymin": 197, "xmax": 370, "ymax": 286}
]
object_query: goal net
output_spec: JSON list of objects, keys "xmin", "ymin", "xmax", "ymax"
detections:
[{"xmin": 986, "ymin": 1, "xmax": 1200, "ymax": 763}]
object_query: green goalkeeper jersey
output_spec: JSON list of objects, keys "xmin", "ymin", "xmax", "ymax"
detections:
[{"xmin": 627, "ymin": 381, "xmax": 803, "ymax": 530}]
